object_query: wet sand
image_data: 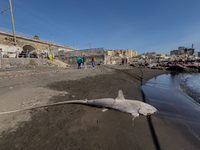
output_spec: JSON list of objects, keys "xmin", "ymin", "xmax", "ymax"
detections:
[{"xmin": 0, "ymin": 65, "xmax": 199, "ymax": 150}]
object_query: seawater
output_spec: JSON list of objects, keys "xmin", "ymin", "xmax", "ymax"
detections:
[
  {"xmin": 180, "ymin": 73, "xmax": 200, "ymax": 103},
  {"xmin": 141, "ymin": 73, "xmax": 200, "ymax": 147},
  {"xmin": 141, "ymin": 72, "xmax": 200, "ymax": 121}
]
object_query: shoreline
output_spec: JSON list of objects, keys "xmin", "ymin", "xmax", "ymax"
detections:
[
  {"xmin": 3, "ymin": 65, "xmax": 198, "ymax": 150},
  {"xmin": 179, "ymin": 73, "xmax": 200, "ymax": 104}
]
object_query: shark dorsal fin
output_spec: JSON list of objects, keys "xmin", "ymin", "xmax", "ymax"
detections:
[{"xmin": 116, "ymin": 90, "xmax": 125, "ymax": 100}]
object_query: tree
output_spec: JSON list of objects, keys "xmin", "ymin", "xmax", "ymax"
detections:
[{"xmin": 33, "ymin": 35, "xmax": 39, "ymax": 40}]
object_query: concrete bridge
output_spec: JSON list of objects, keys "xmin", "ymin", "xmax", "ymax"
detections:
[{"xmin": 0, "ymin": 27, "xmax": 76, "ymax": 56}]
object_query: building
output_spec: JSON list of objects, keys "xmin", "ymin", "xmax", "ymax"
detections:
[
  {"xmin": 106, "ymin": 50, "xmax": 114, "ymax": 56},
  {"xmin": 133, "ymin": 51, "xmax": 137, "ymax": 57},
  {"xmin": 139, "ymin": 55, "xmax": 145, "ymax": 59},
  {"xmin": 170, "ymin": 45, "xmax": 194, "ymax": 56},
  {"xmin": 112, "ymin": 49, "xmax": 137, "ymax": 57},
  {"xmin": 178, "ymin": 46, "xmax": 185, "ymax": 55},
  {"xmin": 124, "ymin": 49, "xmax": 135, "ymax": 57},
  {"xmin": 114, "ymin": 49, "xmax": 124, "ymax": 55},
  {"xmin": 184, "ymin": 48, "xmax": 194, "ymax": 55},
  {"xmin": 198, "ymin": 52, "xmax": 200, "ymax": 57},
  {"xmin": 126, "ymin": 49, "xmax": 138, "ymax": 57},
  {"xmin": 141, "ymin": 52, "xmax": 156, "ymax": 57},
  {"xmin": 170, "ymin": 50, "xmax": 178, "ymax": 55},
  {"xmin": 157, "ymin": 54, "xmax": 166, "ymax": 58}
]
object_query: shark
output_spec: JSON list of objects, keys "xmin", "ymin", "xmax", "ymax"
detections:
[
  {"xmin": 86, "ymin": 90, "xmax": 157, "ymax": 121},
  {"xmin": 0, "ymin": 90, "xmax": 157, "ymax": 122}
]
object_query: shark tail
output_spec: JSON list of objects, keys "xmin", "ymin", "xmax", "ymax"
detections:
[{"xmin": 0, "ymin": 99, "xmax": 87, "ymax": 115}]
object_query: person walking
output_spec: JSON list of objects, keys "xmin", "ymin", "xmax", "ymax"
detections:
[
  {"xmin": 80, "ymin": 56, "xmax": 83, "ymax": 68},
  {"xmin": 83, "ymin": 55, "xmax": 87, "ymax": 69},
  {"xmin": 174, "ymin": 58, "xmax": 177, "ymax": 65},
  {"xmin": 15, "ymin": 48, "xmax": 20, "ymax": 58},
  {"xmin": 145, "ymin": 57, "xmax": 148, "ymax": 64},
  {"xmin": 92, "ymin": 55, "xmax": 96, "ymax": 68},
  {"xmin": 122, "ymin": 58, "xmax": 124, "ymax": 65},
  {"xmin": 37, "ymin": 51, "xmax": 40, "ymax": 58},
  {"xmin": 157, "ymin": 58, "xmax": 160, "ymax": 68},
  {"xmin": 26, "ymin": 50, "xmax": 29, "ymax": 58},
  {"xmin": 77, "ymin": 56, "xmax": 82, "ymax": 69}
]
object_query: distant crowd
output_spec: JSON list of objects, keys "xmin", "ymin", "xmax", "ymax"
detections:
[
  {"xmin": 14, "ymin": 49, "xmax": 52, "ymax": 59},
  {"xmin": 144, "ymin": 57, "xmax": 187, "ymax": 67},
  {"xmin": 77, "ymin": 55, "xmax": 96, "ymax": 69},
  {"xmin": 15, "ymin": 49, "xmax": 41, "ymax": 58}
]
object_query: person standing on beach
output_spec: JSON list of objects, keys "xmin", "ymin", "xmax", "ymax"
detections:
[
  {"xmin": 122, "ymin": 58, "xmax": 124, "ymax": 65},
  {"xmin": 157, "ymin": 58, "xmax": 160, "ymax": 67},
  {"xmin": 182, "ymin": 58, "xmax": 185, "ymax": 64},
  {"xmin": 37, "ymin": 51, "xmax": 40, "ymax": 58},
  {"xmin": 92, "ymin": 55, "xmax": 96, "ymax": 68},
  {"xmin": 174, "ymin": 58, "xmax": 177, "ymax": 65},
  {"xmin": 15, "ymin": 48, "xmax": 20, "ymax": 58},
  {"xmin": 80, "ymin": 56, "xmax": 83, "ymax": 68},
  {"xmin": 77, "ymin": 56, "xmax": 82, "ymax": 69},
  {"xmin": 83, "ymin": 55, "xmax": 87, "ymax": 69},
  {"xmin": 145, "ymin": 57, "xmax": 148, "ymax": 66},
  {"xmin": 145, "ymin": 57, "xmax": 148, "ymax": 64},
  {"xmin": 26, "ymin": 50, "xmax": 29, "ymax": 58}
]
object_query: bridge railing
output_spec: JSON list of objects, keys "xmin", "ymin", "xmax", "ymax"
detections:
[{"xmin": 0, "ymin": 26, "xmax": 66, "ymax": 47}]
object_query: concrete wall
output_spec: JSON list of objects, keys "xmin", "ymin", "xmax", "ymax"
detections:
[
  {"xmin": 58, "ymin": 48, "xmax": 105, "ymax": 67},
  {"xmin": 50, "ymin": 47, "xmax": 74, "ymax": 56},
  {"xmin": 0, "ymin": 43, "xmax": 22, "ymax": 55},
  {"xmin": 0, "ymin": 58, "xmax": 49, "ymax": 69}
]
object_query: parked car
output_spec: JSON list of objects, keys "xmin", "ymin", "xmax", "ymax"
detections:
[
  {"xmin": 41, "ymin": 51, "xmax": 49, "ymax": 59},
  {"xmin": 8, "ymin": 52, "xmax": 16, "ymax": 58},
  {"xmin": 3, "ymin": 52, "xmax": 9, "ymax": 58},
  {"xmin": 19, "ymin": 51, "xmax": 27, "ymax": 58},
  {"xmin": 29, "ymin": 52, "xmax": 38, "ymax": 58},
  {"xmin": 3, "ymin": 52, "xmax": 16, "ymax": 58}
]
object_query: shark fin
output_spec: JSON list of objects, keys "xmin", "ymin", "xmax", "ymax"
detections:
[
  {"xmin": 116, "ymin": 90, "xmax": 125, "ymax": 100},
  {"xmin": 102, "ymin": 108, "xmax": 108, "ymax": 112},
  {"xmin": 131, "ymin": 112, "xmax": 140, "ymax": 126}
]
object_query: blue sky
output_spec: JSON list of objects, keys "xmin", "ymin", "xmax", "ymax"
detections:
[{"xmin": 0, "ymin": 0, "xmax": 200, "ymax": 55}]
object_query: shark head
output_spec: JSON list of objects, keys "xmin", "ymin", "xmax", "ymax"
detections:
[
  {"xmin": 138, "ymin": 103, "xmax": 157, "ymax": 116},
  {"xmin": 116, "ymin": 90, "xmax": 157, "ymax": 116}
]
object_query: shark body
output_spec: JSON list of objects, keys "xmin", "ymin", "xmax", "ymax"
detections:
[
  {"xmin": 0, "ymin": 90, "xmax": 157, "ymax": 122},
  {"xmin": 86, "ymin": 90, "xmax": 157, "ymax": 121}
]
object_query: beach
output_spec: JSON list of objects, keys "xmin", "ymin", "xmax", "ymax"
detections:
[{"xmin": 0, "ymin": 65, "xmax": 200, "ymax": 150}]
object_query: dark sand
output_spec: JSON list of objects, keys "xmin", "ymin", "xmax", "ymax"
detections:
[{"xmin": 0, "ymin": 65, "xmax": 198, "ymax": 150}]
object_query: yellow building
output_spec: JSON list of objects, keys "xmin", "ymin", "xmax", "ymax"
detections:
[
  {"xmin": 157, "ymin": 54, "xmax": 166, "ymax": 58},
  {"xmin": 124, "ymin": 49, "xmax": 133, "ymax": 57},
  {"xmin": 124, "ymin": 49, "xmax": 138, "ymax": 57},
  {"xmin": 134, "ymin": 51, "xmax": 138, "ymax": 56},
  {"xmin": 106, "ymin": 50, "xmax": 114, "ymax": 56}
]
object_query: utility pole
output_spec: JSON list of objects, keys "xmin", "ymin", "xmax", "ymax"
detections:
[
  {"xmin": 51, "ymin": 34, "xmax": 53, "ymax": 43},
  {"xmin": 9, "ymin": 0, "xmax": 16, "ymax": 44},
  {"xmin": 73, "ymin": 41, "xmax": 78, "ymax": 48},
  {"xmin": 90, "ymin": 40, "xmax": 91, "ymax": 55}
]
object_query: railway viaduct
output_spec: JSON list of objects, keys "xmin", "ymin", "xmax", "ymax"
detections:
[{"xmin": 0, "ymin": 28, "xmax": 75, "ymax": 54}]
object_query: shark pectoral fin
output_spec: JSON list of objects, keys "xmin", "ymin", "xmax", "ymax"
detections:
[
  {"xmin": 115, "ymin": 90, "xmax": 125, "ymax": 100},
  {"xmin": 131, "ymin": 112, "xmax": 139, "ymax": 126},
  {"xmin": 102, "ymin": 108, "xmax": 108, "ymax": 112},
  {"xmin": 83, "ymin": 99, "xmax": 88, "ymax": 103},
  {"xmin": 131, "ymin": 113, "xmax": 139, "ymax": 119}
]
